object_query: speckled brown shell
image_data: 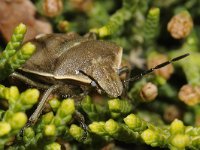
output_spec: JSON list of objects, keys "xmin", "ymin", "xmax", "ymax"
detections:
[{"xmin": 19, "ymin": 33, "xmax": 123, "ymax": 97}]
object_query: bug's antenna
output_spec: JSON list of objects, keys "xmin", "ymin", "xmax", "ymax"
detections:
[{"xmin": 125, "ymin": 53, "xmax": 190, "ymax": 83}]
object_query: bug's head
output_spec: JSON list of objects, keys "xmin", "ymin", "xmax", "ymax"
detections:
[
  {"xmin": 80, "ymin": 66, "xmax": 123, "ymax": 98},
  {"xmin": 93, "ymin": 68, "xmax": 124, "ymax": 98}
]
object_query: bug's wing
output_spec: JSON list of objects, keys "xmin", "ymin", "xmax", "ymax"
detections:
[{"xmin": 19, "ymin": 33, "xmax": 82, "ymax": 75}]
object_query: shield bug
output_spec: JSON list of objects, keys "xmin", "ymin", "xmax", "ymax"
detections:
[{"xmin": 10, "ymin": 32, "xmax": 189, "ymax": 134}]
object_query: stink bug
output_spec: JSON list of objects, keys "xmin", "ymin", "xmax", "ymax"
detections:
[{"xmin": 10, "ymin": 32, "xmax": 189, "ymax": 133}]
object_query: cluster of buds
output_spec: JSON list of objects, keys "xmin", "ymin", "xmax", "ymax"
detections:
[
  {"xmin": 163, "ymin": 105, "xmax": 182, "ymax": 123},
  {"xmin": 140, "ymin": 82, "xmax": 158, "ymax": 102},
  {"xmin": 42, "ymin": 0, "xmax": 63, "ymax": 17},
  {"xmin": 167, "ymin": 10, "xmax": 193, "ymax": 39},
  {"xmin": 178, "ymin": 84, "xmax": 200, "ymax": 106}
]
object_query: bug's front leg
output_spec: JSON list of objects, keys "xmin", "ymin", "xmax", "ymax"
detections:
[
  {"xmin": 20, "ymin": 84, "xmax": 61, "ymax": 136},
  {"xmin": 117, "ymin": 66, "xmax": 131, "ymax": 99},
  {"xmin": 74, "ymin": 110, "xmax": 88, "ymax": 141}
]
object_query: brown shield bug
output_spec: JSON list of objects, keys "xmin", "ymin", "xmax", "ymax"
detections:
[{"xmin": 10, "ymin": 32, "xmax": 189, "ymax": 136}]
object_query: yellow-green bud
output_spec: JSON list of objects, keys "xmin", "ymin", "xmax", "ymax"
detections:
[
  {"xmin": 105, "ymin": 119, "xmax": 119, "ymax": 135},
  {"xmin": 98, "ymin": 26, "xmax": 110, "ymax": 37},
  {"xmin": 24, "ymin": 127, "xmax": 35, "ymax": 138},
  {"xmin": 20, "ymin": 89, "xmax": 39, "ymax": 105},
  {"xmin": 14, "ymin": 23, "xmax": 27, "ymax": 34},
  {"xmin": 89, "ymin": 122, "xmax": 106, "ymax": 135},
  {"xmin": 42, "ymin": 112, "xmax": 54, "ymax": 124},
  {"xmin": 59, "ymin": 99, "xmax": 75, "ymax": 117},
  {"xmin": 108, "ymin": 99, "xmax": 121, "ymax": 112},
  {"xmin": 69, "ymin": 124, "xmax": 84, "ymax": 140},
  {"xmin": 111, "ymin": 112, "xmax": 120, "ymax": 118},
  {"xmin": 23, "ymin": 127, "xmax": 35, "ymax": 142},
  {"xmin": 4, "ymin": 86, "xmax": 19, "ymax": 103},
  {"xmin": 141, "ymin": 129, "xmax": 158, "ymax": 145},
  {"xmin": 149, "ymin": 8, "xmax": 160, "ymax": 16},
  {"xmin": 170, "ymin": 134, "xmax": 190, "ymax": 149},
  {"xmin": 9, "ymin": 112, "xmax": 27, "ymax": 129},
  {"xmin": 44, "ymin": 142, "xmax": 61, "ymax": 150},
  {"xmin": 21, "ymin": 42, "xmax": 36, "ymax": 55},
  {"xmin": 49, "ymin": 98, "xmax": 60, "ymax": 111},
  {"xmin": 124, "ymin": 114, "xmax": 147, "ymax": 131},
  {"xmin": 44, "ymin": 124, "xmax": 56, "ymax": 136},
  {"xmin": 170, "ymin": 119, "xmax": 185, "ymax": 135},
  {"xmin": 0, "ymin": 122, "xmax": 11, "ymax": 136}
]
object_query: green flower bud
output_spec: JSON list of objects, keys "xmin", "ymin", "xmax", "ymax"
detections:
[
  {"xmin": 108, "ymin": 99, "xmax": 120, "ymax": 112},
  {"xmin": 49, "ymin": 98, "xmax": 60, "ymax": 111},
  {"xmin": 4, "ymin": 86, "xmax": 19, "ymax": 103},
  {"xmin": 124, "ymin": 114, "xmax": 147, "ymax": 131},
  {"xmin": 170, "ymin": 134, "xmax": 190, "ymax": 149},
  {"xmin": 170, "ymin": 119, "xmax": 185, "ymax": 135},
  {"xmin": 20, "ymin": 89, "xmax": 39, "ymax": 105},
  {"xmin": 98, "ymin": 26, "xmax": 109, "ymax": 37},
  {"xmin": 141, "ymin": 129, "xmax": 158, "ymax": 145},
  {"xmin": 89, "ymin": 122, "xmax": 106, "ymax": 136},
  {"xmin": 108, "ymin": 99, "xmax": 132, "ymax": 115},
  {"xmin": 44, "ymin": 142, "xmax": 61, "ymax": 150},
  {"xmin": 59, "ymin": 99, "xmax": 75, "ymax": 117},
  {"xmin": 14, "ymin": 23, "xmax": 27, "ymax": 35},
  {"xmin": 42, "ymin": 112, "xmax": 54, "ymax": 124},
  {"xmin": 111, "ymin": 112, "xmax": 120, "ymax": 118},
  {"xmin": 124, "ymin": 114, "xmax": 138, "ymax": 129},
  {"xmin": 149, "ymin": 7, "xmax": 160, "ymax": 16},
  {"xmin": 23, "ymin": 127, "xmax": 35, "ymax": 142},
  {"xmin": 69, "ymin": 124, "xmax": 84, "ymax": 141},
  {"xmin": 20, "ymin": 42, "xmax": 36, "ymax": 55},
  {"xmin": 105, "ymin": 119, "xmax": 119, "ymax": 135},
  {"xmin": 54, "ymin": 117, "xmax": 62, "ymax": 126},
  {"xmin": 24, "ymin": 127, "xmax": 35, "ymax": 138},
  {"xmin": 44, "ymin": 124, "xmax": 56, "ymax": 136},
  {"xmin": 9, "ymin": 112, "xmax": 27, "ymax": 129},
  {"xmin": 0, "ymin": 122, "xmax": 11, "ymax": 136}
]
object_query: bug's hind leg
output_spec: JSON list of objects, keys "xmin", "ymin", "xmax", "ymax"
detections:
[
  {"xmin": 73, "ymin": 110, "xmax": 88, "ymax": 141},
  {"xmin": 21, "ymin": 85, "xmax": 61, "ymax": 135},
  {"xmin": 117, "ymin": 66, "xmax": 129, "ymax": 76}
]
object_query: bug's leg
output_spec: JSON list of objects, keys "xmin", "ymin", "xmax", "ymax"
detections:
[
  {"xmin": 74, "ymin": 110, "xmax": 88, "ymax": 141},
  {"xmin": 21, "ymin": 85, "xmax": 61, "ymax": 135},
  {"xmin": 9, "ymin": 72, "xmax": 49, "ymax": 90},
  {"xmin": 117, "ymin": 66, "xmax": 132, "ymax": 99},
  {"xmin": 117, "ymin": 66, "xmax": 129, "ymax": 75},
  {"xmin": 83, "ymin": 32, "xmax": 97, "ymax": 40}
]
